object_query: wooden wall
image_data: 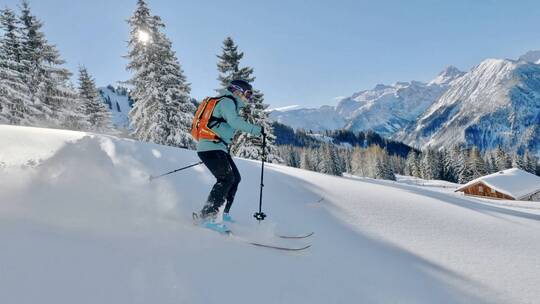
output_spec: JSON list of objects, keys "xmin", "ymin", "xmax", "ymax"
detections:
[{"xmin": 460, "ymin": 182, "xmax": 515, "ymax": 200}]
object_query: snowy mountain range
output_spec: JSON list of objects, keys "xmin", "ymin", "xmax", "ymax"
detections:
[
  {"xmin": 271, "ymin": 51, "xmax": 540, "ymax": 154},
  {"xmin": 98, "ymin": 85, "xmax": 133, "ymax": 129},
  {"xmin": 396, "ymin": 57, "xmax": 540, "ymax": 153},
  {"xmin": 270, "ymin": 66, "xmax": 464, "ymax": 136}
]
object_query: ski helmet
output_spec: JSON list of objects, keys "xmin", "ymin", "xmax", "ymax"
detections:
[{"xmin": 228, "ymin": 79, "xmax": 252, "ymax": 94}]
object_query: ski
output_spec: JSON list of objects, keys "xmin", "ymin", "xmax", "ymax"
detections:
[
  {"xmin": 276, "ymin": 232, "xmax": 314, "ymax": 239},
  {"xmin": 246, "ymin": 242, "xmax": 311, "ymax": 251},
  {"xmin": 193, "ymin": 213, "xmax": 311, "ymax": 251}
]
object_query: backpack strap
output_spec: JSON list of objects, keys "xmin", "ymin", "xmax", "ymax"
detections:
[{"xmin": 207, "ymin": 95, "xmax": 237, "ymax": 129}]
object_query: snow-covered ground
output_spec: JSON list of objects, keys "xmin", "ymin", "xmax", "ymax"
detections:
[{"xmin": 1, "ymin": 125, "xmax": 540, "ymax": 304}]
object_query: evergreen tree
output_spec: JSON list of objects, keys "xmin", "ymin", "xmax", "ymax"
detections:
[
  {"xmin": 495, "ymin": 146, "xmax": 511, "ymax": 171},
  {"xmin": 485, "ymin": 151, "xmax": 498, "ymax": 174},
  {"xmin": 78, "ymin": 66, "xmax": 111, "ymax": 132},
  {"xmin": 442, "ymin": 149, "xmax": 457, "ymax": 183},
  {"xmin": 0, "ymin": 7, "xmax": 34, "ymax": 124},
  {"xmin": 458, "ymin": 148, "xmax": 473, "ymax": 184},
  {"xmin": 412, "ymin": 151, "xmax": 421, "ymax": 178},
  {"xmin": 126, "ymin": 0, "xmax": 195, "ymax": 148},
  {"xmin": 282, "ymin": 145, "xmax": 300, "ymax": 168},
  {"xmin": 524, "ymin": 150, "xmax": 537, "ymax": 174},
  {"xmin": 19, "ymin": 0, "xmax": 75, "ymax": 125},
  {"xmin": 405, "ymin": 151, "xmax": 417, "ymax": 176},
  {"xmin": 469, "ymin": 146, "xmax": 487, "ymax": 179},
  {"xmin": 374, "ymin": 151, "xmax": 396, "ymax": 181},
  {"xmin": 217, "ymin": 37, "xmax": 254, "ymax": 87},
  {"xmin": 300, "ymin": 148, "xmax": 314, "ymax": 171},
  {"xmin": 61, "ymin": 82, "xmax": 89, "ymax": 131},
  {"xmin": 319, "ymin": 144, "xmax": 341, "ymax": 176},
  {"xmin": 217, "ymin": 37, "xmax": 280, "ymax": 162},
  {"xmin": 339, "ymin": 147, "xmax": 352, "ymax": 173},
  {"xmin": 382, "ymin": 149, "xmax": 396, "ymax": 180},
  {"xmin": 420, "ymin": 149, "xmax": 440, "ymax": 180},
  {"xmin": 511, "ymin": 152, "xmax": 525, "ymax": 170}
]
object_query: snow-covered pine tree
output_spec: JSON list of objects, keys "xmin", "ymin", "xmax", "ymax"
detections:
[
  {"xmin": 217, "ymin": 37, "xmax": 254, "ymax": 87},
  {"xmin": 216, "ymin": 37, "xmax": 280, "ymax": 162},
  {"xmin": 0, "ymin": 7, "xmax": 36, "ymax": 125},
  {"xmin": 511, "ymin": 152, "xmax": 525, "ymax": 170},
  {"xmin": 311, "ymin": 147, "xmax": 324, "ymax": 172},
  {"xmin": 404, "ymin": 150, "xmax": 416, "ymax": 176},
  {"xmin": 373, "ymin": 150, "xmax": 395, "ymax": 181},
  {"xmin": 78, "ymin": 66, "xmax": 111, "ymax": 132},
  {"xmin": 484, "ymin": 151, "xmax": 497, "ymax": 174},
  {"xmin": 420, "ymin": 149, "xmax": 440, "ymax": 180},
  {"xmin": 300, "ymin": 148, "xmax": 314, "ymax": 171},
  {"xmin": 524, "ymin": 150, "xmax": 537, "ymax": 174},
  {"xmin": 457, "ymin": 148, "xmax": 474, "ymax": 184},
  {"xmin": 339, "ymin": 147, "xmax": 352, "ymax": 174},
  {"xmin": 278, "ymin": 145, "xmax": 300, "ymax": 168},
  {"xmin": 412, "ymin": 151, "xmax": 421, "ymax": 178},
  {"xmin": 319, "ymin": 143, "xmax": 341, "ymax": 176},
  {"xmin": 159, "ymin": 34, "xmax": 196, "ymax": 148},
  {"xmin": 374, "ymin": 158, "xmax": 385, "ymax": 180},
  {"xmin": 126, "ymin": 1, "xmax": 195, "ymax": 148},
  {"xmin": 382, "ymin": 149, "xmax": 396, "ymax": 181},
  {"xmin": 61, "ymin": 81, "xmax": 89, "ymax": 131},
  {"xmin": 19, "ymin": 1, "xmax": 76, "ymax": 126},
  {"xmin": 469, "ymin": 146, "xmax": 487, "ymax": 179},
  {"xmin": 495, "ymin": 146, "xmax": 511, "ymax": 171},
  {"xmin": 442, "ymin": 149, "xmax": 457, "ymax": 183}
]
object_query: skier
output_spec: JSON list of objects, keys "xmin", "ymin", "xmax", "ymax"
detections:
[{"xmin": 193, "ymin": 79, "xmax": 263, "ymax": 232}]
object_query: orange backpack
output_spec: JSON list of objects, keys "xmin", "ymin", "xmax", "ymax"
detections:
[{"xmin": 191, "ymin": 96, "xmax": 235, "ymax": 142}]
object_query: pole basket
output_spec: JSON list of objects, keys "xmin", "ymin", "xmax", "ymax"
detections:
[{"xmin": 254, "ymin": 212, "xmax": 267, "ymax": 221}]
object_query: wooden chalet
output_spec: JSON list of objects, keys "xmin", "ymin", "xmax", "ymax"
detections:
[{"xmin": 455, "ymin": 168, "xmax": 540, "ymax": 201}]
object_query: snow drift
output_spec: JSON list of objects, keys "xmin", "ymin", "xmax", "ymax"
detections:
[{"xmin": 1, "ymin": 125, "xmax": 540, "ymax": 304}]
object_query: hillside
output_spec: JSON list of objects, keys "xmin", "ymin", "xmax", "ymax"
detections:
[
  {"xmin": 1, "ymin": 125, "xmax": 540, "ymax": 303},
  {"xmin": 99, "ymin": 86, "xmax": 133, "ymax": 129}
]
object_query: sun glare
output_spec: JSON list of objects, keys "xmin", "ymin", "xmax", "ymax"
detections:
[{"xmin": 137, "ymin": 30, "xmax": 151, "ymax": 44}]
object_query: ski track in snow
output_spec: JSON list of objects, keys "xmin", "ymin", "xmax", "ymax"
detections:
[{"xmin": 1, "ymin": 125, "xmax": 540, "ymax": 304}]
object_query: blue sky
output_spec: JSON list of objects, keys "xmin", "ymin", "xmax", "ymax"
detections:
[{"xmin": 3, "ymin": 0, "xmax": 540, "ymax": 108}]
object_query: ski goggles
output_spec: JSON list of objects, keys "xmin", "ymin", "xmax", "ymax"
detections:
[
  {"xmin": 230, "ymin": 84, "xmax": 253, "ymax": 100},
  {"xmin": 243, "ymin": 90, "xmax": 253, "ymax": 100}
]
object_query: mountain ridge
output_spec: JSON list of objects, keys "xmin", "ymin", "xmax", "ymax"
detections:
[{"xmin": 270, "ymin": 66, "xmax": 463, "ymax": 136}]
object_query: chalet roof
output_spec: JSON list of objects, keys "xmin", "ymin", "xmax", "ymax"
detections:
[{"xmin": 456, "ymin": 168, "xmax": 540, "ymax": 200}]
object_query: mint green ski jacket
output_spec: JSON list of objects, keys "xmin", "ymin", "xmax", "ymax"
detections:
[{"xmin": 196, "ymin": 89, "xmax": 262, "ymax": 153}]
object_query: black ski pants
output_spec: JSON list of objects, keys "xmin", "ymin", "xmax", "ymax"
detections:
[{"xmin": 197, "ymin": 150, "xmax": 241, "ymax": 217}]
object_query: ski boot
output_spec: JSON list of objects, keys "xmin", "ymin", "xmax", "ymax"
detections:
[
  {"xmin": 193, "ymin": 212, "xmax": 231, "ymax": 234},
  {"xmin": 222, "ymin": 212, "xmax": 235, "ymax": 223}
]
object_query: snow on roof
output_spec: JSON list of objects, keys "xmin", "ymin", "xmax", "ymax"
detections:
[{"xmin": 456, "ymin": 168, "xmax": 540, "ymax": 199}]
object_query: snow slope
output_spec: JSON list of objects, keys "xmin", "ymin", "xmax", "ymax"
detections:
[
  {"xmin": 99, "ymin": 86, "xmax": 132, "ymax": 129},
  {"xmin": 1, "ymin": 125, "xmax": 540, "ymax": 304}
]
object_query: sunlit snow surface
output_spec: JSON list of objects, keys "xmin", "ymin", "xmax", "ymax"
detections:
[{"xmin": 1, "ymin": 125, "xmax": 540, "ymax": 304}]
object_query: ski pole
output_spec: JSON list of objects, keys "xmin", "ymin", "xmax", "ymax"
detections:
[
  {"xmin": 149, "ymin": 161, "xmax": 203, "ymax": 182},
  {"xmin": 254, "ymin": 133, "xmax": 267, "ymax": 221}
]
